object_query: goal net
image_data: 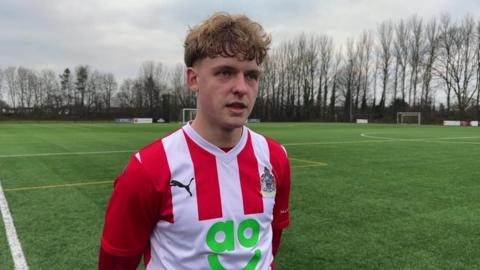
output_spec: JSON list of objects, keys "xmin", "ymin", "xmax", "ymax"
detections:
[
  {"xmin": 397, "ymin": 112, "xmax": 421, "ymax": 124},
  {"xmin": 181, "ymin": 108, "xmax": 197, "ymax": 123}
]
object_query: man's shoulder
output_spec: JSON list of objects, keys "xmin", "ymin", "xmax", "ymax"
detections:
[
  {"xmin": 248, "ymin": 128, "xmax": 287, "ymax": 154},
  {"xmin": 137, "ymin": 127, "xmax": 184, "ymax": 160},
  {"xmin": 129, "ymin": 128, "xmax": 184, "ymax": 187}
]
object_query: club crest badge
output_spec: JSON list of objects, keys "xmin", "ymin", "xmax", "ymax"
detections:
[{"xmin": 260, "ymin": 167, "xmax": 276, "ymax": 197}]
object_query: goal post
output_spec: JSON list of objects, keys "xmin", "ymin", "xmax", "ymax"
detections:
[
  {"xmin": 181, "ymin": 108, "xmax": 197, "ymax": 123},
  {"xmin": 397, "ymin": 112, "xmax": 421, "ymax": 124}
]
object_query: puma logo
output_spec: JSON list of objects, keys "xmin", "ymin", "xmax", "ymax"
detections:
[{"xmin": 170, "ymin": 178, "xmax": 194, "ymax": 196}]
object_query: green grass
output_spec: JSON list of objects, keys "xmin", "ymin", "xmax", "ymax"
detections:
[{"xmin": 0, "ymin": 122, "xmax": 479, "ymax": 269}]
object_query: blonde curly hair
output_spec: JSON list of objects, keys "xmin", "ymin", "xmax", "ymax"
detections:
[{"xmin": 184, "ymin": 12, "xmax": 271, "ymax": 67}]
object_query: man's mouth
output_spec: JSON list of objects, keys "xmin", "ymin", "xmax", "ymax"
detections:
[{"xmin": 226, "ymin": 102, "xmax": 247, "ymax": 109}]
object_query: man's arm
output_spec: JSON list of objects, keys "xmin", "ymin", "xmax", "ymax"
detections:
[
  {"xmin": 99, "ymin": 247, "xmax": 142, "ymax": 270},
  {"xmin": 272, "ymin": 228, "xmax": 283, "ymax": 256},
  {"xmin": 99, "ymin": 154, "xmax": 162, "ymax": 269}
]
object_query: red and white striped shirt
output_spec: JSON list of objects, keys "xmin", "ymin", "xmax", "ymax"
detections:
[{"xmin": 101, "ymin": 123, "xmax": 290, "ymax": 269}]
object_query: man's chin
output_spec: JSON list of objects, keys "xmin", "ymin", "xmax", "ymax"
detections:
[{"xmin": 222, "ymin": 118, "xmax": 247, "ymax": 130}]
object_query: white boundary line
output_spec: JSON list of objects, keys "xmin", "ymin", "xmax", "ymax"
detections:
[
  {"xmin": 0, "ymin": 182, "xmax": 29, "ymax": 269},
  {"xmin": 0, "ymin": 134, "xmax": 479, "ymax": 159},
  {"xmin": 0, "ymin": 140, "xmax": 393, "ymax": 159},
  {"xmin": 0, "ymin": 150, "xmax": 136, "ymax": 158}
]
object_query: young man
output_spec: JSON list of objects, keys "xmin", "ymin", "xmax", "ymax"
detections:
[{"xmin": 99, "ymin": 12, "xmax": 291, "ymax": 270}]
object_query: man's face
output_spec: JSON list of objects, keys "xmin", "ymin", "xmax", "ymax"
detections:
[{"xmin": 187, "ymin": 56, "xmax": 261, "ymax": 130}]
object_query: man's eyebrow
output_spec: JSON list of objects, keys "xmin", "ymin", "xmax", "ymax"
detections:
[
  {"xmin": 212, "ymin": 65, "xmax": 236, "ymax": 71},
  {"xmin": 212, "ymin": 65, "xmax": 261, "ymax": 73},
  {"xmin": 246, "ymin": 69, "xmax": 262, "ymax": 75}
]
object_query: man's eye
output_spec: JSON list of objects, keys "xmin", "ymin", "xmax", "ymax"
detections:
[
  {"xmin": 246, "ymin": 73, "xmax": 259, "ymax": 81},
  {"xmin": 217, "ymin": 70, "xmax": 232, "ymax": 77}
]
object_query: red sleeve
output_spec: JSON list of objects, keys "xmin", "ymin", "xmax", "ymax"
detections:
[
  {"xmin": 272, "ymin": 228, "xmax": 283, "ymax": 256},
  {"xmin": 268, "ymin": 140, "xmax": 291, "ymax": 229},
  {"xmin": 270, "ymin": 229, "xmax": 284, "ymax": 270},
  {"xmin": 99, "ymin": 246, "xmax": 142, "ymax": 270},
  {"xmin": 100, "ymin": 155, "xmax": 161, "ymax": 257}
]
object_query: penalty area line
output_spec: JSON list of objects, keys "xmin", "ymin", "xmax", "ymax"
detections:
[
  {"xmin": 292, "ymin": 164, "xmax": 326, "ymax": 168},
  {"xmin": 289, "ymin": 157, "xmax": 328, "ymax": 167},
  {"xmin": 0, "ymin": 182, "xmax": 29, "ymax": 269},
  {"xmin": 3, "ymin": 161, "xmax": 328, "ymax": 192}
]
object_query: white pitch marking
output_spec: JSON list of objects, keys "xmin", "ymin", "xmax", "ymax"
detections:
[
  {"xmin": 0, "ymin": 141, "xmax": 393, "ymax": 159},
  {"xmin": 360, "ymin": 133, "xmax": 480, "ymax": 144},
  {"xmin": 0, "ymin": 182, "xmax": 29, "ymax": 269},
  {"xmin": 429, "ymin": 136, "xmax": 480, "ymax": 140},
  {"xmin": 284, "ymin": 139, "xmax": 397, "ymax": 146},
  {"xmin": 359, "ymin": 133, "xmax": 415, "ymax": 141},
  {"xmin": 423, "ymin": 140, "xmax": 480, "ymax": 145},
  {"xmin": 0, "ymin": 149, "xmax": 136, "ymax": 158},
  {"xmin": 1, "ymin": 134, "xmax": 479, "ymax": 159}
]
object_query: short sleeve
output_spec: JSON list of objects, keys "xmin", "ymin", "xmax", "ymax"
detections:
[
  {"xmin": 101, "ymin": 155, "xmax": 161, "ymax": 257},
  {"xmin": 268, "ymin": 141, "xmax": 291, "ymax": 229}
]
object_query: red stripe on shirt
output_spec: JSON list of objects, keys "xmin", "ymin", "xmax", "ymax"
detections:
[
  {"xmin": 141, "ymin": 139, "xmax": 174, "ymax": 223},
  {"xmin": 183, "ymin": 131, "xmax": 223, "ymax": 220},
  {"xmin": 237, "ymin": 132, "xmax": 264, "ymax": 215}
]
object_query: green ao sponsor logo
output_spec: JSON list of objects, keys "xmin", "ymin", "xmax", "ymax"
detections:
[{"xmin": 206, "ymin": 219, "xmax": 261, "ymax": 270}]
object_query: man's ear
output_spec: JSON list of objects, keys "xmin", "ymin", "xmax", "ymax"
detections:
[{"xmin": 186, "ymin": 67, "xmax": 199, "ymax": 92}]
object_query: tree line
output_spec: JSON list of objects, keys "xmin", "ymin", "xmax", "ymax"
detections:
[{"xmin": 1, "ymin": 13, "xmax": 479, "ymax": 123}]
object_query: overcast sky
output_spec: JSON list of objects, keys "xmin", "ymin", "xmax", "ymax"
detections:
[{"xmin": 1, "ymin": 0, "xmax": 479, "ymax": 81}]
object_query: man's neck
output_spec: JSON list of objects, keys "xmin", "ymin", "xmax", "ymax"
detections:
[{"xmin": 190, "ymin": 118, "xmax": 243, "ymax": 148}]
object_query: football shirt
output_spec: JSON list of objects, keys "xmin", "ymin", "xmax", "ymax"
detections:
[{"xmin": 101, "ymin": 123, "xmax": 290, "ymax": 269}]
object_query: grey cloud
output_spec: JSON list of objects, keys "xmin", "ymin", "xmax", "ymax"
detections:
[{"xmin": 1, "ymin": 0, "xmax": 479, "ymax": 81}]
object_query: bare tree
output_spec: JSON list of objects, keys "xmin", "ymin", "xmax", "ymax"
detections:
[
  {"xmin": 59, "ymin": 68, "xmax": 74, "ymax": 116},
  {"xmin": 371, "ymin": 50, "xmax": 381, "ymax": 109},
  {"xmin": 395, "ymin": 19, "xmax": 410, "ymax": 103},
  {"xmin": 450, "ymin": 15, "xmax": 478, "ymax": 113},
  {"xmin": 318, "ymin": 35, "xmax": 334, "ymax": 118},
  {"xmin": 17, "ymin": 67, "xmax": 30, "ymax": 111},
  {"xmin": 102, "ymin": 73, "xmax": 117, "ymax": 113},
  {"xmin": 355, "ymin": 31, "xmax": 373, "ymax": 113},
  {"xmin": 258, "ymin": 54, "xmax": 276, "ymax": 120},
  {"xmin": 5, "ymin": 67, "xmax": 17, "ymax": 111},
  {"xmin": 139, "ymin": 61, "xmax": 164, "ymax": 116},
  {"xmin": 171, "ymin": 64, "xmax": 194, "ymax": 109},
  {"xmin": 74, "ymin": 65, "xmax": 89, "ymax": 115},
  {"xmin": 116, "ymin": 79, "xmax": 136, "ymax": 108},
  {"xmin": 328, "ymin": 49, "xmax": 343, "ymax": 121},
  {"xmin": 306, "ymin": 35, "xmax": 319, "ymax": 120},
  {"xmin": 278, "ymin": 41, "xmax": 297, "ymax": 119},
  {"xmin": 40, "ymin": 69, "xmax": 61, "ymax": 114},
  {"xmin": 86, "ymin": 70, "xmax": 104, "ymax": 114},
  {"xmin": 377, "ymin": 20, "xmax": 394, "ymax": 109},
  {"xmin": 344, "ymin": 38, "xmax": 357, "ymax": 121},
  {"xmin": 436, "ymin": 15, "xmax": 478, "ymax": 114},
  {"xmin": 360, "ymin": 31, "xmax": 374, "ymax": 111},
  {"xmin": 293, "ymin": 34, "xmax": 318, "ymax": 120},
  {"xmin": 421, "ymin": 17, "xmax": 439, "ymax": 110},
  {"xmin": 476, "ymin": 20, "xmax": 480, "ymax": 116},
  {"xmin": 27, "ymin": 69, "xmax": 41, "ymax": 110},
  {"xmin": 0, "ymin": 68, "xmax": 3, "ymax": 102},
  {"xmin": 278, "ymin": 42, "xmax": 292, "ymax": 119},
  {"xmin": 139, "ymin": 61, "xmax": 156, "ymax": 112},
  {"xmin": 154, "ymin": 62, "xmax": 169, "ymax": 96},
  {"xmin": 407, "ymin": 15, "xmax": 424, "ymax": 109}
]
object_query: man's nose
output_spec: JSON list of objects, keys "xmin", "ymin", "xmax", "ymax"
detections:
[{"xmin": 232, "ymin": 74, "xmax": 248, "ymax": 95}]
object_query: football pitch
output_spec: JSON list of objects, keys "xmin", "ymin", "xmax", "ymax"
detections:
[{"xmin": 0, "ymin": 122, "xmax": 479, "ymax": 269}]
